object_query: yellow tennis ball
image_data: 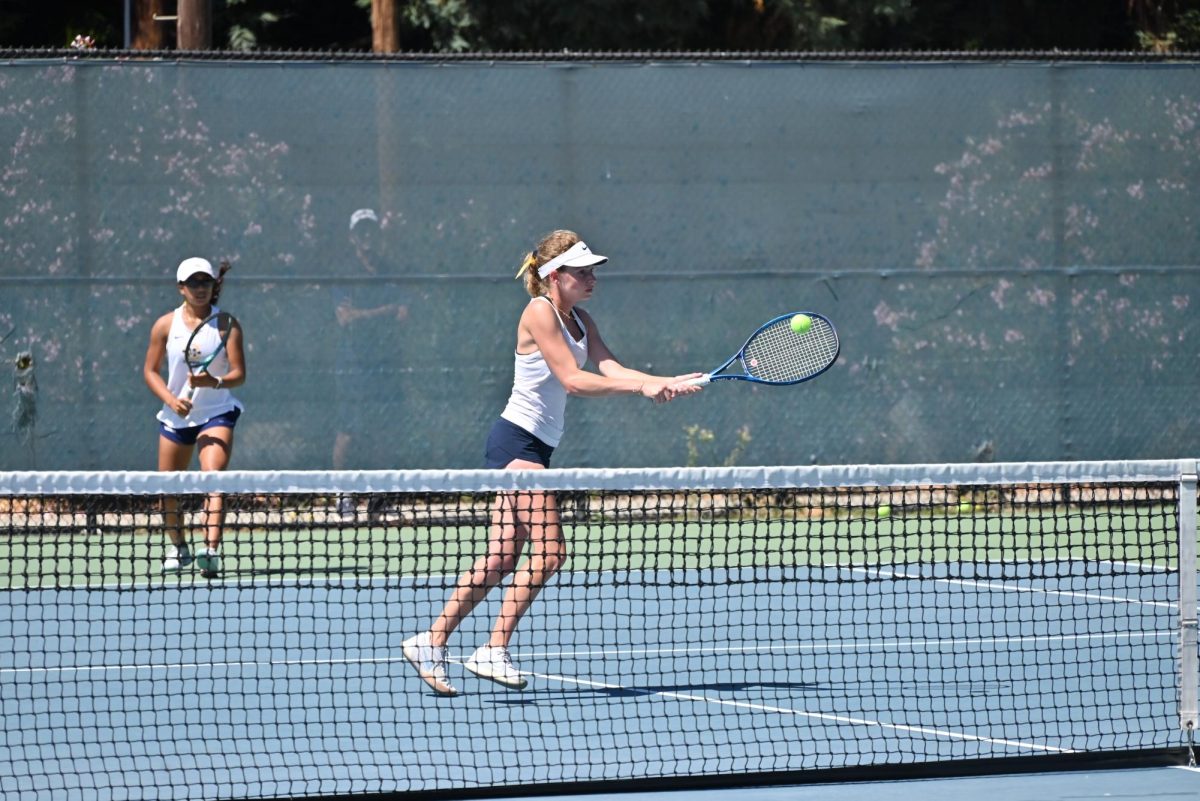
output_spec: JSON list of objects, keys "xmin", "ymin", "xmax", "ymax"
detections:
[
  {"xmin": 876, "ymin": 504, "xmax": 891, "ymax": 518},
  {"xmin": 958, "ymin": 501, "xmax": 974, "ymax": 514},
  {"xmin": 790, "ymin": 314, "xmax": 812, "ymax": 334}
]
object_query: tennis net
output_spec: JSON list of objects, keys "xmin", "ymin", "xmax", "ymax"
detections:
[{"xmin": 0, "ymin": 460, "xmax": 1195, "ymax": 800}]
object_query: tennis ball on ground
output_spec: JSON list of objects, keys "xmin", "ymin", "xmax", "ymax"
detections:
[
  {"xmin": 790, "ymin": 314, "xmax": 812, "ymax": 334},
  {"xmin": 876, "ymin": 504, "xmax": 891, "ymax": 518}
]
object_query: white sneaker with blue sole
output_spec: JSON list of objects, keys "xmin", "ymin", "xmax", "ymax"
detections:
[{"xmin": 161, "ymin": 544, "xmax": 193, "ymax": 573}]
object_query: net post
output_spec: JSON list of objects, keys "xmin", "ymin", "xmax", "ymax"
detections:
[{"xmin": 1179, "ymin": 469, "xmax": 1198, "ymax": 737}]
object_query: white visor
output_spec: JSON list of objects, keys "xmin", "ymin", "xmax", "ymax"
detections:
[
  {"xmin": 537, "ymin": 241, "xmax": 608, "ymax": 278},
  {"xmin": 349, "ymin": 208, "xmax": 378, "ymax": 231}
]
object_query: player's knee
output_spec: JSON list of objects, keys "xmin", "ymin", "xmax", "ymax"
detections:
[
  {"xmin": 540, "ymin": 550, "xmax": 567, "ymax": 576},
  {"xmin": 472, "ymin": 556, "xmax": 513, "ymax": 583}
]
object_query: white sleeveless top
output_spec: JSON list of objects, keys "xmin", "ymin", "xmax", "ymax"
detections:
[
  {"xmin": 500, "ymin": 296, "xmax": 588, "ymax": 448},
  {"xmin": 156, "ymin": 305, "xmax": 244, "ymax": 430}
]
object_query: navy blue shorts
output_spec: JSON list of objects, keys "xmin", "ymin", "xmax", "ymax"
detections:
[
  {"xmin": 159, "ymin": 408, "xmax": 242, "ymax": 446},
  {"xmin": 485, "ymin": 418, "xmax": 554, "ymax": 469}
]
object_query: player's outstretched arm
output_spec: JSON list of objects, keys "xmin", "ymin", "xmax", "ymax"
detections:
[{"xmin": 578, "ymin": 309, "xmax": 703, "ymax": 403}]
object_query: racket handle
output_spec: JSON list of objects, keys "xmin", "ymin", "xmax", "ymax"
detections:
[
  {"xmin": 683, "ymin": 374, "xmax": 712, "ymax": 387},
  {"xmin": 179, "ymin": 378, "xmax": 196, "ymax": 401}
]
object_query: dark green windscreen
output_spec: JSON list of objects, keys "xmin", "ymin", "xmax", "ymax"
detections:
[{"xmin": 1, "ymin": 59, "xmax": 1196, "ymax": 468}]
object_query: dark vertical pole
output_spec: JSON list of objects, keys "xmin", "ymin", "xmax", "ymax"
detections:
[
  {"xmin": 178, "ymin": 0, "xmax": 212, "ymax": 50},
  {"xmin": 133, "ymin": 0, "xmax": 167, "ymax": 50},
  {"xmin": 372, "ymin": 0, "xmax": 399, "ymax": 53}
]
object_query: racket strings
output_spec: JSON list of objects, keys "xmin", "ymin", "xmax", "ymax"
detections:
[{"xmin": 742, "ymin": 318, "xmax": 838, "ymax": 382}]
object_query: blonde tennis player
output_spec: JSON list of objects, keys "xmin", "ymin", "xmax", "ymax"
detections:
[{"xmin": 403, "ymin": 230, "xmax": 702, "ymax": 696}]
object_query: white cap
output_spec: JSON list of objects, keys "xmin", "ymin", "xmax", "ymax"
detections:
[
  {"xmin": 537, "ymin": 240, "xmax": 608, "ymax": 278},
  {"xmin": 350, "ymin": 208, "xmax": 379, "ymax": 230},
  {"xmin": 176, "ymin": 257, "xmax": 216, "ymax": 282}
]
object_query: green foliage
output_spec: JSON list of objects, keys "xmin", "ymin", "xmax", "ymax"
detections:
[
  {"xmin": 469, "ymin": 0, "xmax": 912, "ymax": 51},
  {"xmin": 5, "ymin": 0, "xmax": 1200, "ymax": 52},
  {"xmin": 1180, "ymin": 10, "xmax": 1200, "ymax": 49},
  {"xmin": 683, "ymin": 424, "xmax": 715, "ymax": 467},
  {"xmin": 400, "ymin": 0, "xmax": 476, "ymax": 52},
  {"xmin": 785, "ymin": 0, "xmax": 915, "ymax": 50},
  {"xmin": 350, "ymin": 0, "xmax": 475, "ymax": 50},
  {"xmin": 224, "ymin": 2, "xmax": 282, "ymax": 52},
  {"xmin": 683, "ymin": 424, "xmax": 752, "ymax": 467},
  {"xmin": 1134, "ymin": 7, "xmax": 1200, "ymax": 51},
  {"xmin": 469, "ymin": 0, "xmax": 706, "ymax": 51},
  {"xmin": 1127, "ymin": 0, "xmax": 1200, "ymax": 51}
]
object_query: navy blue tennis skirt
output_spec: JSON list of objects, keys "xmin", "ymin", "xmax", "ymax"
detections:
[
  {"xmin": 158, "ymin": 408, "xmax": 242, "ymax": 446},
  {"xmin": 484, "ymin": 417, "xmax": 554, "ymax": 469}
]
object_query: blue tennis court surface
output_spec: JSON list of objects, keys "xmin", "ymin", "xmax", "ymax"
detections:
[{"xmin": 0, "ymin": 561, "xmax": 1184, "ymax": 800}]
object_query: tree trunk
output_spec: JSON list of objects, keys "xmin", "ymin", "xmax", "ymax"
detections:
[
  {"xmin": 178, "ymin": 0, "xmax": 213, "ymax": 50},
  {"xmin": 373, "ymin": 1, "xmax": 401, "ymax": 232},
  {"xmin": 372, "ymin": 0, "xmax": 400, "ymax": 53},
  {"xmin": 132, "ymin": 0, "xmax": 167, "ymax": 50}
]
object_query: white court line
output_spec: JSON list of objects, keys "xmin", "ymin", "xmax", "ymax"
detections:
[
  {"xmin": 1, "ymin": 629, "xmax": 1173, "ymax": 678},
  {"xmin": 512, "ymin": 630, "xmax": 1174, "ymax": 661},
  {"xmin": 1099, "ymin": 559, "xmax": 1172, "ymax": 573},
  {"xmin": 523, "ymin": 669, "xmax": 1074, "ymax": 754},
  {"xmin": 847, "ymin": 565, "xmax": 1176, "ymax": 608}
]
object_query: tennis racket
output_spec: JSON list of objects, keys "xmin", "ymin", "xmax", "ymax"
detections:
[
  {"xmin": 179, "ymin": 311, "xmax": 239, "ymax": 400},
  {"xmin": 685, "ymin": 312, "xmax": 839, "ymax": 386}
]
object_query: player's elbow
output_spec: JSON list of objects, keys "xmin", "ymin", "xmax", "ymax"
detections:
[
  {"xmin": 560, "ymin": 374, "xmax": 590, "ymax": 396},
  {"xmin": 594, "ymin": 359, "xmax": 622, "ymax": 377}
]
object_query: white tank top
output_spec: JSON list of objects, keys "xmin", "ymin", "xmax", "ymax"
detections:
[
  {"xmin": 156, "ymin": 305, "xmax": 244, "ymax": 430},
  {"xmin": 500, "ymin": 296, "xmax": 588, "ymax": 448}
]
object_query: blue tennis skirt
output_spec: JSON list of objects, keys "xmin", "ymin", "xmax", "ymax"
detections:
[
  {"xmin": 159, "ymin": 408, "xmax": 242, "ymax": 446},
  {"xmin": 484, "ymin": 417, "xmax": 554, "ymax": 469}
]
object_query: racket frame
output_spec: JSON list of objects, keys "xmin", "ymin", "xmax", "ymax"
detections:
[{"xmin": 688, "ymin": 311, "xmax": 839, "ymax": 386}]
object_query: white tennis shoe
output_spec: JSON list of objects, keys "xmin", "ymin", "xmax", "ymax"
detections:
[
  {"xmin": 195, "ymin": 547, "xmax": 221, "ymax": 578},
  {"xmin": 161, "ymin": 544, "xmax": 193, "ymax": 573},
  {"xmin": 402, "ymin": 632, "xmax": 458, "ymax": 696},
  {"xmin": 464, "ymin": 645, "xmax": 528, "ymax": 690}
]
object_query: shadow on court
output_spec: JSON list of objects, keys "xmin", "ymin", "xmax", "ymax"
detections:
[{"xmin": 473, "ymin": 679, "xmax": 820, "ymax": 705}]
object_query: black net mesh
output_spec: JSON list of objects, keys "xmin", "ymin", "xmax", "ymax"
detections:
[{"xmin": 0, "ymin": 466, "xmax": 1186, "ymax": 798}]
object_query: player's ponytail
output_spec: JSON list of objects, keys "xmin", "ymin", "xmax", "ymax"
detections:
[
  {"xmin": 212, "ymin": 260, "xmax": 232, "ymax": 303},
  {"xmin": 515, "ymin": 231, "xmax": 580, "ymax": 299},
  {"xmin": 515, "ymin": 251, "xmax": 540, "ymax": 297}
]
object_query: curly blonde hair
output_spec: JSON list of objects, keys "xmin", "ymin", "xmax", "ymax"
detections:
[{"xmin": 517, "ymin": 230, "xmax": 581, "ymax": 298}]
